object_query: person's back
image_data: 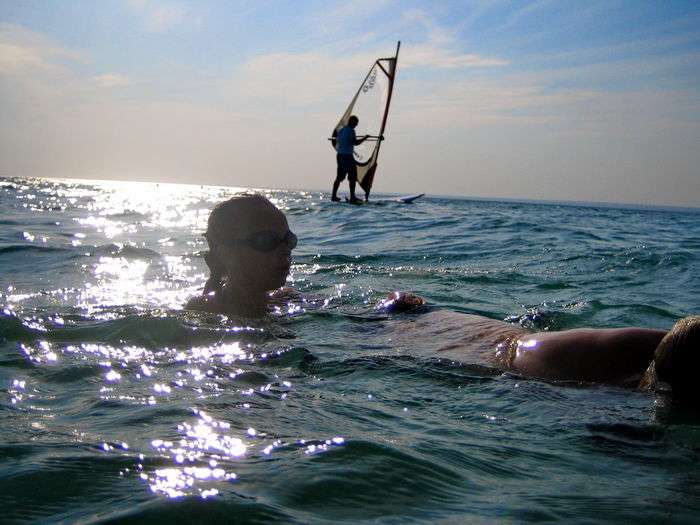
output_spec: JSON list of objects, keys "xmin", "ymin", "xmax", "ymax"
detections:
[
  {"xmin": 335, "ymin": 125, "xmax": 356, "ymax": 156},
  {"xmin": 379, "ymin": 303, "xmax": 700, "ymax": 406}
]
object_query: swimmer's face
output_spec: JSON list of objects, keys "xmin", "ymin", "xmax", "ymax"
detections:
[{"xmin": 214, "ymin": 198, "xmax": 294, "ymax": 291}]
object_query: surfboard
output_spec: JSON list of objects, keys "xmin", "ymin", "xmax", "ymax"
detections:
[
  {"xmin": 397, "ymin": 193, "xmax": 425, "ymax": 203},
  {"xmin": 342, "ymin": 193, "xmax": 425, "ymax": 205}
]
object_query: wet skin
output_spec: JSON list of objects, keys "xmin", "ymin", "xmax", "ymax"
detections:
[
  {"xmin": 384, "ymin": 309, "xmax": 667, "ymax": 386},
  {"xmin": 508, "ymin": 326, "xmax": 666, "ymax": 385}
]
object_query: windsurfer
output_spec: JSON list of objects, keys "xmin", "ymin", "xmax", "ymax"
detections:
[{"xmin": 331, "ymin": 115, "xmax": 373, "ymax": 203}]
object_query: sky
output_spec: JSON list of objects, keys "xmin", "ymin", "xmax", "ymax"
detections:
[{"xmin": 1, "ymin": 0, "xmax": 699, "ymax": 207}]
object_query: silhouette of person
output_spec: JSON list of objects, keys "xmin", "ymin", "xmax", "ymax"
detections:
[
  {"xmin": 185, "ymin": 194, "xmax": 297, "ymax": 317},
  {"xmin": 331, "ymin": 115, "xmax": 369, "ymax": 203}
]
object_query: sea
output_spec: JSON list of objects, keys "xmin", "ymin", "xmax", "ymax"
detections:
[{"xmin": 1, "ymin": 176, "xmax": 699, "ymax": 524}]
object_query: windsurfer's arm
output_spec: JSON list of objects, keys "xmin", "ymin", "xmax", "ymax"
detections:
[
  {"xmin": 376, "ymin": 291, "xmax": 426, "ymax": 312},
  {"xmin": 354, "ymin": 135, "xmax": 370, "ymax": 145}
]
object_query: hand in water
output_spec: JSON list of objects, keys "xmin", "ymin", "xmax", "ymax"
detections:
[{"xmin": 376, "ymin": 291, "xmax": 426, "ymax": 312}]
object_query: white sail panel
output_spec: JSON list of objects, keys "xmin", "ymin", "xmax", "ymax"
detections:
[{"xmin": 335, "ymin": 61, "xmax": 389, "ymax": 165}]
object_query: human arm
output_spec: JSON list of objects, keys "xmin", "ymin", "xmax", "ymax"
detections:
[{"xmin": 375, "ymin": 291, "xmax": 426, "ymax": 312}]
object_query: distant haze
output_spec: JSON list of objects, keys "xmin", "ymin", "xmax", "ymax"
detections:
[{"xmin": 1, "ymin": 1, "xmax": 699, "ymax": 207}]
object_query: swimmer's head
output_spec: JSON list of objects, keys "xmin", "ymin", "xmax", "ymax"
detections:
[
  {"xmin": 644, "ymin": 316, "xmax": 700, "ymax": 407},
  {"xmin": 204, "ymin": 194, "xmax": 295, "ymax": 293},
  {"xmin": 348, "ymin": 115, "xmax": 359, "ymax": 127}
]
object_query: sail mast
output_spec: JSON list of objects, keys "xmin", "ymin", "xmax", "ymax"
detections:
[
  {"xmin": 361, "ymin": 41, "xmax": 399, "ymax": 200},
  {"xmin": 378, "ymin": 41, "xmax": 400, "ymax": 140}
]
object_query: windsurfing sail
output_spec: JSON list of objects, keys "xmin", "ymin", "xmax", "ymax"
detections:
[{"xmin": 331, "ymin": 41, "xmax": 400, "ymax": 200}]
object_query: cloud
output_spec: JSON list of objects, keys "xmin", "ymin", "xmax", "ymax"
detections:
[
  {"xmin": 145, "ymin": 4, "xmax": 187, "ymax": 32},
  {"xmin": 396, "ymin": 10, "xmax": 508, "ymax": 69},
  {"xmin": 124, "ymin": 1, "xmax": 197, "ymax": 33},
  {"xmin": 313, "ymin": 0, "xmax": 392, "ymax": 29},
  {"xmin": 235, "ymin": 52, "xmax": 371, "ymax": 107},
  {"xmin": 228, "ymin": 45, "xmax": 507, "ymax": 124},
  {"xmin": 497, "ymin": 0, "xmax": 558, "ymax": 32},
  {"xmin": 401, "ymin": 44, "xmax": 508, "ymax": 68},
  {"xmin": 0, "ymin": 43, "xmax": 46, "ymax": 71},
  {"xmin": 92, "ymin": 74, "xmax": 132, "ymax": 87},
  {"xmin": 0, "ymin": 23, "xmax": 86, "ymax": 73},
  {"xmin": 306, "ymin": 6, "xmax": 508, "ymax": 71},
  {"xmin": 392, "ymin": 76, "xmax": 596, "ymax": 130}
]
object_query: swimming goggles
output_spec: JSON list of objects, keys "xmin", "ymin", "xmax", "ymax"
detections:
[{"xmin": 221, "ymin": 230, "xmax": 297, "ymax": 252}]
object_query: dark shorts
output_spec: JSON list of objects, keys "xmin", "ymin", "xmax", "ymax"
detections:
[{"xmin": 336, "ymin": 154, "xmax": 357, "ymax": 182}]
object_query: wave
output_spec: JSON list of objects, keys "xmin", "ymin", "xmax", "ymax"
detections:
[
  {"xmin": 97, "ymin": 497, "xmax": 297, "ymax": 524},
  {"xmin": 0, "ymin": 310, "xmax": 43, "ymax": 343},
  {"xmin": 0, "ymin": 244, "xmax": 70, "ymax": 256},
  {"xmin": 0, "ymin": 242, "xmax": 162, "ymax": 260},
  {"xmin": 306, "ymin": 354, "xmax": 501, "ymax": 388},
  {"xmin": 105, "ymin": 209, "xmax": 149, "ymax": 220},
  {"xmin": 0, "ymin": 309, "xmax": 298, "ymax": 354},
  {"xmin": 267, "ymin": 438, "xmax": 466, "ymax": 517},
  {"xmin": 91, "ymin": 244, "xmax": 162, "ymax": 259},
  {"xmin": 585, "ymin": 300, "xmax": 679, "ymax": 320}
]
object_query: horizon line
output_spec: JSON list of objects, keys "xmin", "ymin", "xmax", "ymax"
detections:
[{"xmin": 2, "ymin": 174, "xmax": 698, "ymax": 214}]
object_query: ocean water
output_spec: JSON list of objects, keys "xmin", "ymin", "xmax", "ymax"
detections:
[{"xmin": 1, "ymin": 176, "xmax": 699, "ymax": 524}]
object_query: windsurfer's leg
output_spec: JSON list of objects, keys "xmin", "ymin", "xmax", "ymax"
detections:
[
  {"xmin": 332, "ymin": 178, "xmax": 341, "ymax": 200},
  {"xmin": 348, "ymin": 163, "xmax": 358, "ymax": 201},
  {"xmin": 349, "ymin": 179, "xmax": 357, "ymax": 200},
  {"xmin": 332, "ymin": 156, "xmax": 345, "ymax": 201}
]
